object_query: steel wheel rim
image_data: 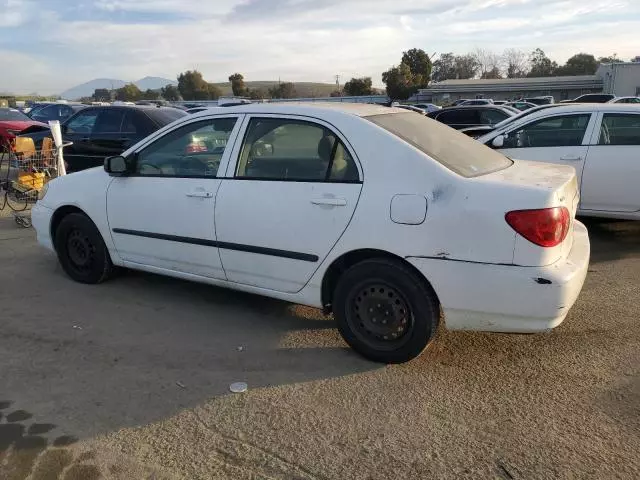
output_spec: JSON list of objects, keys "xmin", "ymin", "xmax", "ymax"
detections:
[
  {"xmin": 66, "ymin": 229, "xmax": 96, "ymax": 273},
  {"xmin": 345, "ymin": 280, "xmax": 414, "ymax": 351}
]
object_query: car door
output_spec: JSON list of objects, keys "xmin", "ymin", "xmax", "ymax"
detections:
[
  {"xmin": 214, "ymin": 115, "xmax": 363, "ymax": 293},
  {"xmin": 491, "ymin": 113, "xmax": 596, "ymax": 192},
  {"xmin": 88, "ymin": 108, "xmax": 128, "ymax": 169},
  {"xmin": 579, "ymin": 112, "xmax": 640, "ymax": 212},
  {"xmin": 61, "ymin": 108, "xmax": 101, "ymax": 172},
  {"xmin": 106, "ymin": 115, "xmax": 242, "ymax": 278}
]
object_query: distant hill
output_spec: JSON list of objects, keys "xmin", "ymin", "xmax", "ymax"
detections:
[
  {"xmin": 60, "ymin": 76, "xmax": 177, "ymax": 99},
  {"xmin": 212, "ymin": 81, "xmax": 337, "ymax": 98},
  {"xmin": 134, "ymin": 76, "xmax": 178, "ymax": 91}
]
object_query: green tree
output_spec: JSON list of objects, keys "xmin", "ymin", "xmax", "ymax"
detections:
[
  {"xmin": 161, "ymin": 85, "xmax": 181, "ymax": 101},
  {"xmin": 207, "ymin": 83, "xmax": 222, "ymax": 100},
  {"xmin": 454, "ymin": 54, "xmax": 479, "ymax": 79},
  {"xmin": 92, "ymin": 88, "xmax": 110, "ymax": 101},
  {"xmin": 343, "ymin": 77, "xmax": 374, "ymax": 96},
  {"xmin": 229, "ymin": 73, "xmax": 248, "ymax": 97},
  {"xmin": 401, "ymin": 48, "xmax": 432, "ymax": 86},
  {"xmin": 527, "ymin": 49, "xmax": 558, "ymax": 77},
  {"xmin": 598, "ymin": 54, "xmax": 620, "ymax": 64},
  {"xmin": 431, "ymin": 53, "xmax": 457, "ymax": 82},
  {"xmin": 268, "ymin": 82, "xmax": 297, "ymax": 99},
  {"xmin": 177, "ymin": 70, "xmax": 215, "ymax": 100},
  {"xmin": 330, "ymin": 90, "xmax": 343, "ymax": 97},
  {"xmin": 141, "ymin": 89, "xmax": 160, "ymax": 100},
  {"xmin": 247, "ymin": 88, "xmax": 267, "ymax": 100},
  {"xmin": 382, "ymin": 63, "xmax": 417, "ymax": 100},
  {"xmin": 557, "ymin": 53, "xmax": 598, "ymax": 76},
  {"xmin": 115, "ymin": 84, "xmax": 142, "ymax": 101}
]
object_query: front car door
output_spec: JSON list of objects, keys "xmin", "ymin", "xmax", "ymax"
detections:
[
  {"xmin": 490, "ymin": 112, "xmax": 596, "ymax": 197},
  {"xmin": 107, "ymin": 115, "xmax": 243, "ymax": 278},
  {"xmin": 579, "ymin": 111, "xmax": 640, "ymax": 212},
  {"xmin": 215, "ymin": 115, "xmax": 363, "ymax": 293}
]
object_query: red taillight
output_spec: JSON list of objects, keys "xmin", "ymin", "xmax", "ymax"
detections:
[{"xmin": 505, "ymin": 207, "xmax": 570, "ymax": 248}]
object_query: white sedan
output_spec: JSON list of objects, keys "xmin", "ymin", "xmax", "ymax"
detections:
[
  {"xmin": 478, "ymin": 103, "xmax": 640, "ymax": 220},
  {"xmin": 32, "ymin": 103, "xmax": 590, "ymax": 363}
]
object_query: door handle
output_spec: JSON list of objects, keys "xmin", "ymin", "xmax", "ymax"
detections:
[
  {"xmin": 311, "ymin": 197, "xmax": 347, "ymax": 207},
  {"xmin": 186, "ymin": 190, "xmax": 213, "ymax": 198},
  {"xmin": 560, "ymin": 155, "xmax": 582, "ymax": 162}
]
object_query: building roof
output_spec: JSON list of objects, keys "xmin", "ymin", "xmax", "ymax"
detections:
[{"xmin": 421, "ymin": 75, "xmax": 603, "ymax": 94}]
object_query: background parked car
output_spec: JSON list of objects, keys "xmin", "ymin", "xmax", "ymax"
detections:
[
  {"xmin": 458, "ymin": 104, "xmax": 565, "ymax": 138},
  {"xmin": 427, "ymin": 105, "xmax": 516, "ymax": 131},
  {"xmin": 412, "ymin": 103, "xmax": 441, "ymax": 113},
  {"xmin": 524, "ymin": 96, "xmax": 555, "ymax": 105},
  {"xmin": 608, "ymin": 96, "xmax": 640, "ymax": 104},
  {"xmin": 505, "ymin": 101, "xmax": 537, "ymax": 111},
  {"xmin": 0, "ymin": 108, "xmax": 47, "ymax": 151},
  {"xmin": 477, "ymin": 103, "xmax": 640, "ymax": 219},
  {"xmin": 19, "ymin": 105, "xmax": 186, "ymax": 172},
  {"xmin": 28, "ymin": 103, "xmax": 86, "ymax": 124},
  {"xmin": 569, "ymin": 94, "xmax": 616, "ymax": 103},
  {"xmin": 458, "ymin": 99, "xmax": 494, "ymax": 106}
]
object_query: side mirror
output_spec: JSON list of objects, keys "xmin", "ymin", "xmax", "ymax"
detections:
[
  {"xmin": 104, "ymin": 155, "xmax": 130, "ymax": 176},
  {"xmin": 491, "ymin": 135, "xmax": 505, "ymax": 148}
]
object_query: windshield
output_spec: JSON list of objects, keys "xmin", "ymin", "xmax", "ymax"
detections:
[
  {"xmin": 367, "ymin": 112, "xmax": 512, "ymax": 178},
  {"xmin": 0, "ymin": 108, "xmax": 31, "ymax": 121}
]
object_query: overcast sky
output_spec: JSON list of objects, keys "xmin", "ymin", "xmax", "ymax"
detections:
[{"xmin": 1, "ymin": 0, "xmax": 639, "ymax": 94}]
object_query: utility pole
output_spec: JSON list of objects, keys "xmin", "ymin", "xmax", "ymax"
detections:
[{"xmin": 335, "ymin": 75, "xmax": 340, "ymax": 90}]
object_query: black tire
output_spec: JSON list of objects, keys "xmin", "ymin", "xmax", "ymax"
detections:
[
  {"xmin": 54, "ymin": 213, "xmax": 113, "ymax": 284},
  {"xmin": 333, "ymin": 258, "xmax": 439, "ymax": 364}
]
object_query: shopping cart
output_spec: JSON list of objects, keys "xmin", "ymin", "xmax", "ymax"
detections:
[{"xmin": 0, "ymin": 136, "xmax": 62, "ymax": 227}]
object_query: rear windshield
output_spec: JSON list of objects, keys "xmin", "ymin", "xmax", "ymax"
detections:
[
  {"xmin": 367, "ymin": 112, "xmax": 512, "ymax": 177},
  {"xmin": 145, "ymin": 108, "xmax": 187, "ymax": 126},
  {"xmin": 0, "ymin": 108, "xmax": 30, "ymax": 121}
]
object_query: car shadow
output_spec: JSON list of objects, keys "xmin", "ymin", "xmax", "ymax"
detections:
[
  {"xmin": 579, "ymin": 218, "xmax": 640, "ymax": 264},
  {"xmin": 0, "ymin": 223, "xmax": 380, "ymax": 444}
]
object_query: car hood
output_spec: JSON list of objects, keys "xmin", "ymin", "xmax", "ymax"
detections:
[{"xmin": 0, "ymin": 120, "xmax": 48, "ymax": 132}]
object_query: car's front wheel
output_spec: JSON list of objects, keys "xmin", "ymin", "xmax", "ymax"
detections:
[
  {"xmin": 54, "ymin": 212, "xmax": 113, "ymax": 284},
  {"xmin": 333, "ymin": 258, "xmax": 439, "ymax": 364}
]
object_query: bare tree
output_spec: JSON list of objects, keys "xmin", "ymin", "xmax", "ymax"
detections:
[
  {"xmin": 503, "ymin": 49, "xmax": 529, "ymax": 78},
  {"xmin": 473, "ymin": 48, "xmax": 502, "ymax": 78}
]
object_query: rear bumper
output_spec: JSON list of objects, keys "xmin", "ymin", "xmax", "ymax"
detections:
[
  {"xmin": 407, "ymin": 221, "xmax": 590, "ymax": 333},
  {"xmin": 31, "ymin": 202, "xmax": 54, "ymax": 252}
]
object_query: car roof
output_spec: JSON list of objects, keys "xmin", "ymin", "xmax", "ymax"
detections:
[
  {"xmin": 527, "ymin": 103, "xmax": 640, "ymax": 112},
  {"xmin": 188, "ymin": 102, "xmax": 402, "ymax": 119}
]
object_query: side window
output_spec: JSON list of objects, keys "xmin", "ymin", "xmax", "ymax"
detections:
[
  {"xmin": 599, "ymin": 114, "xmax": 640, "ymax": 145},
  {"xmin": 66, "ymin": 110, "xmax": 100, "ymax": 134},
  {"xmin": 504, "ymin": 114, "xmax": 590, "ymax": 148},
  {"xmin": 135, "ymin": 117, "xmax": 237, "ymax": 177},
  {"xmin": 438, "ymin": 109, "xmax": 477, "ymax": 126},
  {"xmin": 480, "ymin": 109, "xmax": 509, "ymax": 125},
  {"xmin": 121, "ymin": 111, "xmax": 149, "ymax": 135},
  {"xmin": 235, "ymin": 118, "xmax": 359, "ymax": 182},
  {"xmin": 94, "ymin": 109, "xmax": 125, "ymax": 134}
]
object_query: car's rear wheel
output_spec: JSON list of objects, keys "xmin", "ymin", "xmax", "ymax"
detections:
[
  {"xmin": 333, "ymin": 258, "xmax": 439, "ymax": 364},
  {"xmin": 54, "ymin": 213, "xmax": 113, "ymax": 284}
]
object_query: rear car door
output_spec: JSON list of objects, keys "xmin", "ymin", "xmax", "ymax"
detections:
[
  {"xmin": 492, "ymin": 113, "xmax": 595, "ymax": 199},
  {"xmin": 580, "ymin": 112, "xmax": 640, "ymax": 212},
  {"xmin": 88, "ymin": 108, "xmax": 127, "ymax": 168},
  {"xmin": 215, "ymin": 115, "xmax": 363, "ymax": 293},
  {"xmin": 107, "ymin": 115, "xmax": 242, "ymax": 278},
  {"xmin": 62, "ymin": 108, "xmax": 101, "ymax": 172}
]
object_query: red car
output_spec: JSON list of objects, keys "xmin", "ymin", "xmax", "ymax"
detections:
[{"xmin": 0, "ymin": 108, "xmax": 47, "ymax": 151}]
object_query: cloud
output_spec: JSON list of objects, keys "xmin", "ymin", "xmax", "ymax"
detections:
[{"xmin": 1, "ymin": 0, "xmax": 638, "ymax": 95}]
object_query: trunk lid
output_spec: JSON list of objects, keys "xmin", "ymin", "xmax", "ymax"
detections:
[{"xmin": 477, "ymin": 159, "xmax": 579, "ymax": 266}]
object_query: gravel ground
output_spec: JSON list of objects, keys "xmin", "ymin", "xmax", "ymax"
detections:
[{"xmin": 0, "ymin": 216, "xmax": 638, "ymax": 479}]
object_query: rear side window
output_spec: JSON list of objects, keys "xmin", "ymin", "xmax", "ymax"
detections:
[
  {"xmin": 235, "ymin": 118, "xmax": 359, "ymax": 182},
  {"xmin": 436, "ymin": 109, "xmax": 478, "ymax": 126},
  {"xmin": 599, "ymin": 114, "xmax": 640, "ymax": 145},
  {"xmin": 479, "ymin": 109, "xmax": 510, "ymax": 125},
  {"xmin": 367, "ymin": 112, "xmax": 512, "ymax": 178},
  {"xmin": 503, "ymin": 114, "xmax": 590, "ymax": 148},
  {"xmin": 146, "ymin": 108, "xmax": 188, "ymax": 126},
  {"xmin": 94, "ymin": 109, "xmax": 125, "ymax": 133},
  {"xmin": 122, "ymin": 111, "xmax": 153, "ymax": 136}
]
